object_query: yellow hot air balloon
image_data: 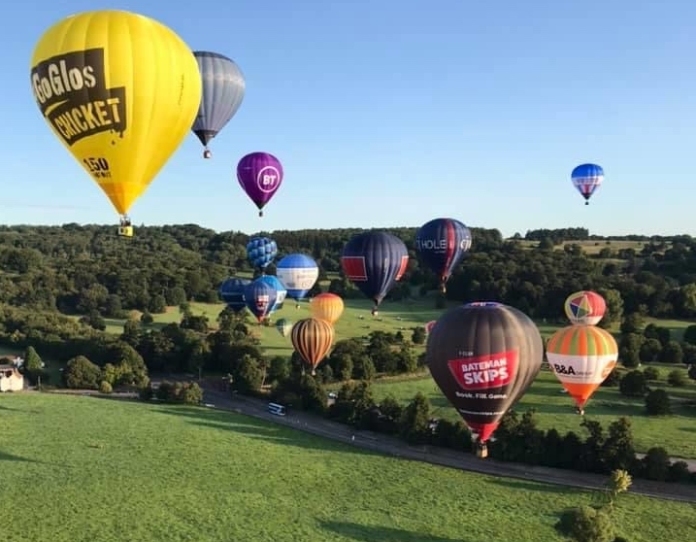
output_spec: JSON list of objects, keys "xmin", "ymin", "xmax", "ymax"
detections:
[
  {"xmin": 310, "ymin": 293, "xmax": 344, "ymax": 325},
  {"xmin": 30, "ymin": 10, "xmax": 202, "ymax": 237}
]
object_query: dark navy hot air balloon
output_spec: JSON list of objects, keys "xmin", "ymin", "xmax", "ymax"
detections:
[
  {"xmin": 427, "ymin": 302, "xmax": 543, "ymax": 458},
  {"xmin": 246, "ymin": 237, "xmax": 278, "ymax": 270},
  {"xmin": 571, "ymin": 163, "xmax": 604, "ymax": 205},
  {"xmin": 219, "ymin": 277, "xmax": 250, "ymax": 313},
  {"xmin": 341, "ymin": 231, "xmax": 409, "ymax": 316},
  {"xmin": 415, "ymin": 218, "xmax": 472, "ymax": 293},
  {"xmin": 192, "ymin": 51, "xmax": 245, "ymax": 159},
  {"xmin": 244, "ymin": 278, "xmax": 278, "ymax": 323}
]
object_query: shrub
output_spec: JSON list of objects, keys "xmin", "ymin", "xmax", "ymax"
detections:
[
  {"xmin": 642, "ymin": 366, "xmax": 660, "ymax": 381},
  {"xmin": 555, "ymin": 506, "xmax": 615, "ymax": 542},
  {"xmin": 99, "ymin": 381, "xmax": 113, "ymax": 394},
  {"xmin": 645, "ymin": 389, "xmax": 671, "ymax": 416},
  {"xmin": 667, "ymin": 369, "xmax": 686, "ymax": 387}
]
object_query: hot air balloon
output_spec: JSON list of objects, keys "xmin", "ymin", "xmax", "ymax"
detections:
[
  {"xmin": 244, "ymin": 278, "xmax": 278, "ymax": 323},
  {"xmin": 291, "ymin": 318, "xmax": 335, "ymax": 376},
  {"xmin": 219, "ymin": 277, "xmax": 250, "ymax": 313},
  {"xmin": 546, "ymin": 324, "xmax": 618, "ymax": 415},
  {"xmin": 424, "ymin": 320, "xmax": 437, "ymax": 335},
  {"xmin": 192, "ymin": 51, "xmax": 245, "ymax": 159},
  {"xmin": 427, "ymin": 301, "xmax": 544, "ymax": 458},
  {"xmin": 30, "ymin": 10, "xmax": 202, "ymax": 237},
  {"xmin": 259, "ymin": 275, "xmax": 287, "ymax": 312},
  {"xmin": 276, "ymin": 318, "xmax": 293, "ymax": 338},
  {"xmin": 341, "ymin": 231, "xmax": 409, "ymax": 316},
  {"xmin": 564, "ymin": 290, "xmax": 607, "ymax": 326},
  {"xmin": 571, "ymin": 163, "xmax": 604, "ymax": 205},
  {"xmin": 246, "ymin": 237, "xmax": 278, "ymax": 270},
  {"xmin": 237, "ymin": 152, "xmax": 283, "ymax": 217},
  {"xmin": 310, "ymin": 293, "xmax": 345, "ymax": 325},
  {"xmin": 276, "ymin": 254, "xmax": 319, "ymax": 308},
  {"xmin": 415, "ymin": 218, "xmax": 472, "ymax": 293}
]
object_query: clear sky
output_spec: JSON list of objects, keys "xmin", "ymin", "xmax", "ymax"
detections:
[{"xmin": 6, "ymin": 0, "xmax": 696, "ymax": 237}]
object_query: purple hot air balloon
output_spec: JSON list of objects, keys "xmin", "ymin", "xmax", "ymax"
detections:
[{"xmin": 237, "ymin": 152, "xmax": 284, "ymax": 217}]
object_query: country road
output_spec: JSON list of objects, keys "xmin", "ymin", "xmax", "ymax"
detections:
[{"xmin": 197, "ymin": 385, "xmax": 696, "ymax": 504}]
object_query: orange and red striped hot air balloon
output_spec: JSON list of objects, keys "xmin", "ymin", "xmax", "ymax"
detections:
[
  {"xmin": 290, "ymin": 318, "xmax": 335, "ymax": 376},
  {"xmin": 546, "ymin": 324, "xmax": 618, "ymax": 415}
]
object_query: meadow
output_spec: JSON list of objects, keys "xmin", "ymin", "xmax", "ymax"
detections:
[
  {"xmin": 0, "ymin": 393, "xmax": 694, "ymax": 542},
  {"xmin": 59, "ymin": 295, "xmax": 696, "ymax": 459}
]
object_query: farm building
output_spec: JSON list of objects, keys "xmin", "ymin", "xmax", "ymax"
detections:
[{"xmin": 0, "ymin": 364, "xmax": 24, "ymax": 392}]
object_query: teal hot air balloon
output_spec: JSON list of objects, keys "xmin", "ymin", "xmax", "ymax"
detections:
[
  {"xmin": 276, "ymin": 318, "xmax": 293, "ymax": 337},
  {"xmin": 192, "ymin": 51, "xmax": 245, "ymax": 159}
]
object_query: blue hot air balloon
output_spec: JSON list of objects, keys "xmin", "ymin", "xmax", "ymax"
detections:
[
  {"xmin": 415, "ymin": 218, "xmax": 472, "ymax": 293},
  {"xmin": 244, "ymin": 278, "xmax": 278, "ymax": 323},
  {"xmin": 259, "ymin": 275, "xmax": 287, "ymax": 312},
  {"xmin": 276, "ymin": 254, "xmax": 319, "ymax": 307},
  {"xmin": 219, "ymin": 277, "xmax": 250, "ymax": 313},
  {"xmin": 246, "ymin": 237, "xmax": 278, "ymax": 270},
  {"xmin": 571, "ymin": 163, "xmax": 604, "ymax": 205},
  {"xmin": 192, "ymin": 51, "xmax": 246, "ymax": 159},
  {"xmin": 340, "ymin": 231, "xmax": 409, "ymax": 316}
]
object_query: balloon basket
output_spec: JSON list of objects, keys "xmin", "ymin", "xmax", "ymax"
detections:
[
  {"xmin": 203, "ymin": 149, "xmax": 212, "ymax": 159},
  {"xmin": 475, "ymin": 443, "xmax": 488, "ymax": 459},
  {"xmin": 117, "ymin": 226, "xmax": 134, "ymax": 238}
]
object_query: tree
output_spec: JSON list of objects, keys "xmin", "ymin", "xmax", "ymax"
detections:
[
  {"xmin": 641, "ymin": 447, "xmax": 671, "ymax": 481},
  {"xmin": 605, "ymin": 469, "xmax": 632, "ymax": 509},
  {"xmin": 597, "ymin": 288, "xmax": 623, "ymax": 329},
  {"xmin": 411, "ymin": 327, "xmax": 426, "ymax": 345},
  {"xmin": 618, "ymin": 370, "xmax": 647, "ymax": 397},
  {"xmin": 618, "ymin": 333, "xmax": 642, "ymax": 368},
  {"xmin": 644, "ymin": 389, "xmax": 671, "ymax": 415},
  {"xmin": 22, "ymin": 346, "xmax": 44, "ymax": 386},
  {"xmin": 232, "ymin": 355, "xmax": 264, "ymax": 394},
  {"xmin": 268, "ymin": 356, "xmax": 291, "ymax": 383},
  {"xmin": 667, "ymin": 369, "xmax": 686, "ymax": 387},
  {"xmin": 63, "ymin": 356, "xmax": 101, "ymax": 389},
  {"xmin": 399, "ymin": 393, "xmax": 432, "ymax": 445},
  {"xmin": 658, "ymin": 341, "xmax": 683, "ymax": 364},
  {"xmin": 555, "ymin": 506, "xmax": 615, "ymax": 542}
]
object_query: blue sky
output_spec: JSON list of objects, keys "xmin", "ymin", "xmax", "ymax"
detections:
[{"xmin": 6, "ymin": 0, "xmax": 696, "ymax": 236}]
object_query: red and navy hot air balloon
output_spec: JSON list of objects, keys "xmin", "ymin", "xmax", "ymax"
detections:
[
  {"xmin": 415, "ymin": 218, "xmax": 472, "ymax": 293},
  {"xmin": 340, "ymin": 231, "xmax": 409, "ymax": 316}
]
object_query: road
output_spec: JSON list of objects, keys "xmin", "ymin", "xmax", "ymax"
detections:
[{"xmin": 198, "ymin": 385, "xmax": 696, "ymax": 504}]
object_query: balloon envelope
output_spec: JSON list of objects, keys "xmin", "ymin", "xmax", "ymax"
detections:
[
  {"xmin": 571, "ymin": 163, "xmax": 604, "ymax": 204},
  {"xmin": 426, "ymin": 302, "xmax": 543, "ymax": 443},
  {"xmin": 424, "ymin": 320, "xmax": 437, "ymax": 334},
  {"xmin": 546, "ymin": 324, "xmax": 618, "ymax": 409},
  {"xmin": 291, "ymin": 318, "xmax": 335, "ymax": 375},
  {"xmin": 564, "ymin": 290, "xmax": 606, "ymax": 326},
  {"xmin": 415, "ymin": 218, "xmax": 472, "ymax": 291},
  {"xmin": 30, "ymin": 10, "xmax": 201, "ymax": 217},
  {"xmin": 244, "ymin": 278, "xmax": 278, "ymax": 322},
  {"xmin": 246, "ymin": 237, "xmax": 278, "ymax": 269},
  {"xmin": 219, "ymin": 277, "xmax": 250, "ymax": 313},
  {"xmin": 276, "ymin": 318, "xmax": 293, "ymax": 337},
  {"xmin": 259, "ymin": 275, "xmax": 287, "ymax": 312},
  {"xmin": 237, "ymin": 152, "xmax": 284, "ymax": 216},
  {"xmin": 276, "ymin": 254, "xmax": 319, "ymax": 301},
  {"xmin": 192, "ymin": 51, "xmax": 245, "ymax": 154},
  {"xmin": 340, "ymin": 231, "xmax": 409, "ymax": 313},
  {"xmin": 310, "ymin": 293, "xmax": 345, "ymax": 325}
]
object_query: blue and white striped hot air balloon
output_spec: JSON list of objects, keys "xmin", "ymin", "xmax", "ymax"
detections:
[
  {"xmin": 571, "ymin": 163, "xmax": 604, "ymax": 205},
  {"xmin": 276, "ymin": 254, "xmax": 319, "ymax": 307}
]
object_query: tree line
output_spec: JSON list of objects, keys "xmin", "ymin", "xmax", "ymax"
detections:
[{"xmin": 2, "ymin": 224, "xmax": 696, "ymax": 326}]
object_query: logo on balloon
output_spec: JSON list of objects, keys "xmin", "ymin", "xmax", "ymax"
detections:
[
  {"xmin": 255, "ymin": 295, "xmax": 269, "ymax": 312},
  {"xmin": 30, "ymin": 48, "xmax": 127, "ymax": 146},
  {"xmin": 464, "ymin": 302, "xmax": 502, "ymax": 309},
  {"xmin": 256, "ymin": 166, "xmax": 280, "ymax": 193},
  {"xmin": 447, "ymin": 350, "xmax": 518, "ymax": 390},
  {"xmin": 600, "ymin": 359, "xmax": 617, "ymax": 379}
]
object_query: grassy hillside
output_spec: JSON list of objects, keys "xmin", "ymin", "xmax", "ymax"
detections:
[{"xmin": 1, "ymin": 394, "xmax": 694, "ymax": 542}]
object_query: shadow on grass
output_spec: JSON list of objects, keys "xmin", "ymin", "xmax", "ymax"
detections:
[
  {"xmin": 681, "ymin": 426, "xmax": 696, "ymax": 433},
  {"xmin": 0, "ymin": 450, "xmax": 41, "ymax": 463},
  {"xmin": 318, "ymin": 520, "xmax": 467, "ymax": 542},
  {"xmin": 156, "ymin": 405, "xmax": 386, "ymax": 457},
  {"xmin": 0, "ymin": 404, "xmax": 21, "ymax": 412}
]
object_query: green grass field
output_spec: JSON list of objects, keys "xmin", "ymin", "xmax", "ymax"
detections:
[
  {"xmin": 516, "ymin": 239, "xmax": 648, "ymax": 255},
  {"xmin": 0, "ymin": 394, "xmax": 694, "ymax": 542}
]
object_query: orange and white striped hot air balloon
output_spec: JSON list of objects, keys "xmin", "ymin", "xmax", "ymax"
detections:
[{"xmin": 546, "ymin": 324, "xmax": 618, "ymax": 415}]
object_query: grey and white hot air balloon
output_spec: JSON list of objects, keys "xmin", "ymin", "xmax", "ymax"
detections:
[{"xmin": 192, "ymin": 51, "xmax": 246, "ymax": 159}]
